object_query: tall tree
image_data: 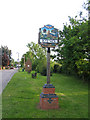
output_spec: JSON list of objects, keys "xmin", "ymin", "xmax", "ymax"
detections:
[
  {"xmin": 51, "ymin": 14, "xmax": 89, "ymax": 81},
  {"xmin": 21, "ymin": 42, "xmax": 46, "ymax": 71},
  {"xmin": 1, "ymin": 46, "xmax": 12, "ymax": 67}
]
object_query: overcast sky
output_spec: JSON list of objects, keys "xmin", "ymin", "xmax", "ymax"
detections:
[{"xmin": 0, "ymin": 0, "xmax": 87, "ymax": 61}]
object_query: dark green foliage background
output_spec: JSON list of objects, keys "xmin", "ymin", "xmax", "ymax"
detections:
[{"xmin": 51, "ymin": 15, "xmax": 89, "ymax": 81}]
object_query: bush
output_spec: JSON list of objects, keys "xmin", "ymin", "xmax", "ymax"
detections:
[
  {"xmin": 36, "ymin": 59, "xmax": 53, "ymax": 76},
  {"xmin": 40, "ymin": 67, "xmax": 52, "ymax": 76},
  {"xmin": 53, "ymin": 63, "xmax": 62, "ymax": 73},
  {"xmin": 75, "ymin": 59, "xmax": 90, "ymax": 81},
  {"xmin": 40, "ymin": 65, "xmax": 47, "ymax": 76}
]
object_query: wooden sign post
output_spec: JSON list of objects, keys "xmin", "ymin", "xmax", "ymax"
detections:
[
  {"xmin": 38, "ymin": 24, "xmax": 59, "ymax": 109},
  {"xmin": 47, "ymin": 47, "xmax": 50, "ymax": 84}
]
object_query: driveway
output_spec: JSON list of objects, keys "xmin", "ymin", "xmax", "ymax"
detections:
[{"xmin": 0, "ymin": 69, "xmax": 18, "ymax": 94}]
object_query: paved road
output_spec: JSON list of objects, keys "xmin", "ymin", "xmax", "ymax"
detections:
[{"xmin": 0, "ymin": 69, "xmax": 18, "ymax": 94}]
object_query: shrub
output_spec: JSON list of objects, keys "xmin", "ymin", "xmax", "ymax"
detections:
[
  {"xmin": 75, "ymin": 59, "xmax": 90, "ymax": 81},
  {"xmin": 36, "ymin": 59, "xmax": 53, "ymax": 76},
  {"xmin": 53, "ymin": 63, "xmax": 62, "ymax": 73}
]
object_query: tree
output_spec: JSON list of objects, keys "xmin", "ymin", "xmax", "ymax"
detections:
[
  {"xmin": 51, "ymin": 14, "xmax": 89, "ymax": 81},
  {"xmin": 1, "ymin": 46, "xmax": 12, "ymax": 67},
  {"xmin": 2, "ymin": 52, "xmax": 10, "ymax": 66},
  {"xmin": 21, "ymin": 42, "xmax": 47, "ymax": 72}
]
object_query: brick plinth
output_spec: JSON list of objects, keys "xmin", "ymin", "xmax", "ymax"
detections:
[
  {"xmin": 40, "ymin": 84, "xmax": 59, "ymax": 110},
  {"xmin": 43, "ymin": 88, "xmax": 55, "ymax": 94}
]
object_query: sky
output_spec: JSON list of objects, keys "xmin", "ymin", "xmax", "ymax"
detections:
[{"xmin": 0, "ymin": 0, "xmax": 87, "ymax": 61}]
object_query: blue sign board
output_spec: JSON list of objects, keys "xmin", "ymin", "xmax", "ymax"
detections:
[{"xmin": 38, "ymin": 24, "xmax": 59, "ymax": 48}]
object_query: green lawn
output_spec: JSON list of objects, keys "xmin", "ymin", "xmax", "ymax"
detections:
[{"xmin": 2, "ymin": 71, "xmax": 88, "ymax": 118}]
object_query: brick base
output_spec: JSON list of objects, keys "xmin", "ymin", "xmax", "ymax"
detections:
[{"xmin": 40, "ymin": 84, "xmax": 59, "ymax": 110}]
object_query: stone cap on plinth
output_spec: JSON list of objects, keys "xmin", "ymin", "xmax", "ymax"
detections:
[{"xmin": 43, "ymin": 84, "xmax": 55, "ymax": 88}]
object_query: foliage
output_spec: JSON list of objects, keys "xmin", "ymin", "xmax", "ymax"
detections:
[
  {"xmin": 75, "ymin": 59, "xmax": 89, "ymax": 81},
  {"xmin": 10, "ymin": 58, "xmax": 15, "ymax": 66},
  {"xmin": 14, "ymin": 61, "xmax": 19, "ymax": 67},
  {"xmin": 36, "ymin": 57, "xmax": 47, "ymax": 75},
  {"xmin": 53, "ymin": 62, "xmax": 62, "ymax": 73},
  {"xmin": 21, "ymin": 42, "xmax": 47, "ymax": 75},
  {"xmin": 51, "ymin": 14, "xmax": 89, "ymax": 81},
  {"xmin": 1, "ymin": 46, "xmax": 12, "ymax": 67},
  {"xmin": 2, "ymin": 53, "xmax": 9, "ymax": 66},
  {"xmin": 21, "ymin": 42, "xmax": 55, "ymax": 76}
]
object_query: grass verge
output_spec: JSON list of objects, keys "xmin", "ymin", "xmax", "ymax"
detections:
[{"xmin": 2, "ymin": 71, "xmax": 88, "ymax": 118}]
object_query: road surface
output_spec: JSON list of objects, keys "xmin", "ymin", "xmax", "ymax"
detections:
[{"xmin": 0, "ymin": 69, "xmax": 18, "ymax": 94}]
